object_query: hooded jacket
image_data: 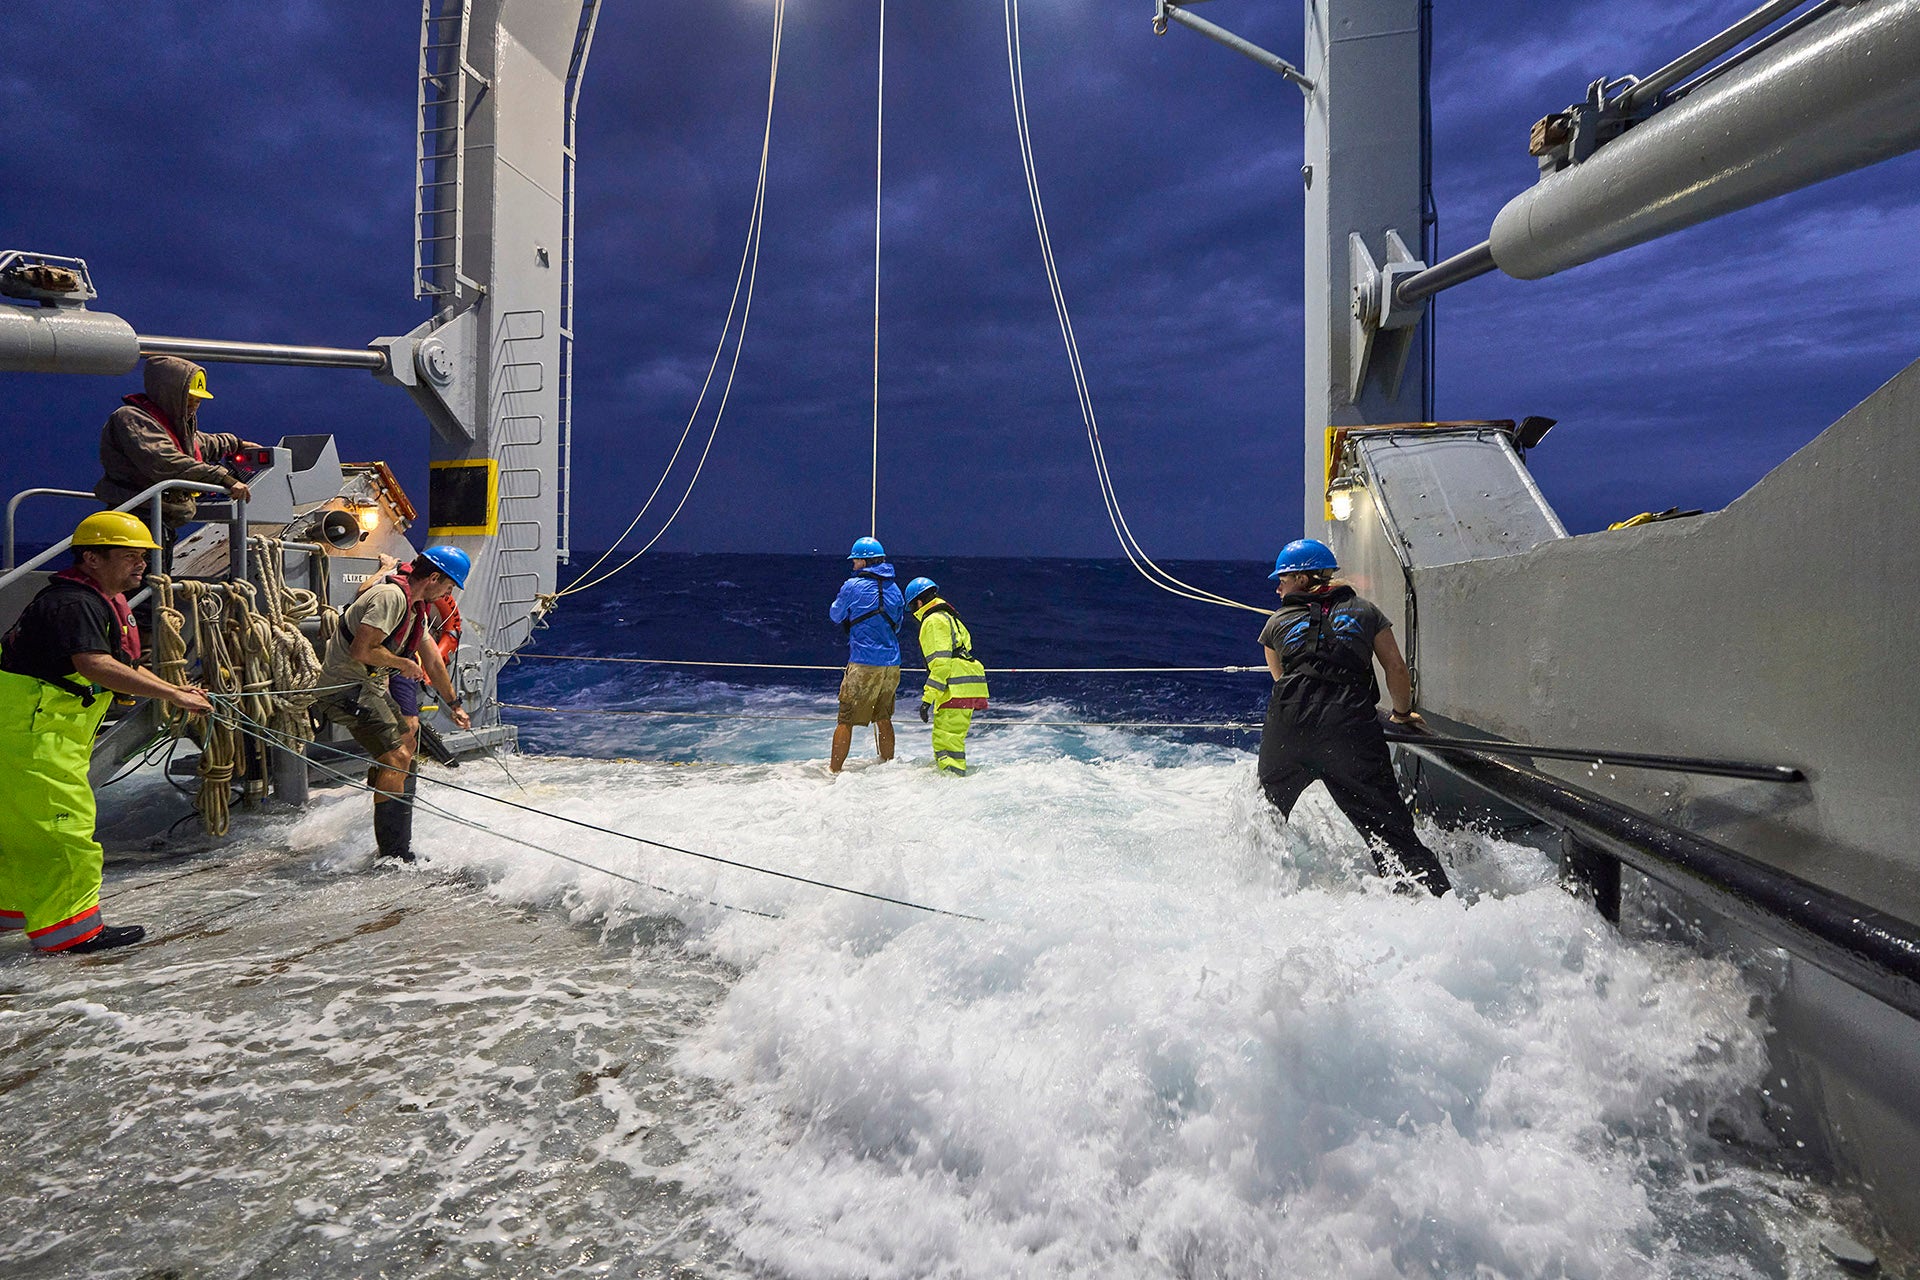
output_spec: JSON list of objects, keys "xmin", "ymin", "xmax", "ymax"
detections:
[
  {"xmin": 829, "ymin": 561, "xmax": 904, "ymax": 666},
  {"xmin": 95, "ymin": 356, "xmax": 249, "ymax": 528}
]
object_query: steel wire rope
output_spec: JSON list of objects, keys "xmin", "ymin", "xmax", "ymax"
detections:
[
  {"xmin": 212, "ymin": 695, "xmax": 985, "ymax": 924},
  {"xmin": 1004, "ymin": 0, "xmax": 1267, "ymax": 616},
  {"xmin": 547, "ymin": 0, "xmax": 787, "ymax": 605},
  {"xmin": 871, "ymin": 0, "xmax": 886, "ymax": 536},
  {"xmin": 488, "ymin": 648, "xmax": 1260, "ymax": 674},
  {"xmin": 499, "ymin": 701, "xmax": 1259, "ymax": 730},
  {"xmin": 97, "ymin": 724, "xmax": 175, "ymax": 789},
  {"xmin": 229, "ymin": 709, "xmax": 777, "ymax": 921}
]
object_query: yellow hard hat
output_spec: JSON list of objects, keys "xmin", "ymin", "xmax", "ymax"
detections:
[
  {"xmin": 186, "ymin": 367, "xmax": 213, "ymax": 400},
  {"xmin": 72, "ymin": 510, "xmax": 162, "ymax": 551}
]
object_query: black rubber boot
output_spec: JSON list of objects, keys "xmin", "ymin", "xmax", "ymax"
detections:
[
  {"xmin": 373, "ymin": 796, "xmax": 415, "ymax": 863},
  {"xmin": 67, "ymin": 924, "xmax": 147, "ymax": 954}
]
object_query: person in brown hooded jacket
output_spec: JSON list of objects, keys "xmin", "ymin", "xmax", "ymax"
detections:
[{"xmin": 95, "ymin": 356, "xmax": 262, "ymax": 538}]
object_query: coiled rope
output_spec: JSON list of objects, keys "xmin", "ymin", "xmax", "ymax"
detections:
[
  {"xmin": 149, "ymin": 543, "xmax": 334, "ymax": 835},
  {"xmin": 1004, "ymin": 0, "xmax": 1267, "ymax": 616},
  {"xmin": 216, "ymin": 699, "xmax": 984, "ymax": 923},
  {"xmin": 171, "ymin": 580, "xmax": 243, "ymax": 834},
  {"xmin": 150, "ymin": 575, "xmax": 192, "ymax": 727},
  {"xmin": 248, "ymin": 536, "xmax": 336, "ymax": 742}
]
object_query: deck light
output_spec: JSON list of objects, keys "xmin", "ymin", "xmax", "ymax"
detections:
[{"xmin": 1328, "ymin": 477, "xmax": 1358, "ymax": 522}]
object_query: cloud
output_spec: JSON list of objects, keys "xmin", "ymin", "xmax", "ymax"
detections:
[{"xmin": 4, "ymin": 0, "xmax": 1915, "ymax": 556}]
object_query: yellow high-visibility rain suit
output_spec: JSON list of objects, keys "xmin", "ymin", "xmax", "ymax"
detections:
[
  {"xmin": 913, "ymin": 596, "xmax": 989, "ymax": 775},
  {"xmin": 0, "ymin": 572, "xmax": 141, "ymax": 951}
]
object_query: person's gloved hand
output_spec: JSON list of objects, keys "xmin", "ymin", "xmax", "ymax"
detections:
[{"xmin": 919, "ymin": 703, "xmax": 931, "ymax": 723}]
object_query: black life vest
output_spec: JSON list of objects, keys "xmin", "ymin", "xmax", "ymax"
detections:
[
  {"xmin": 842, "ymin": 570, "xmax": 901, "ymax": 636},
  {"xmin": 1275, "ymin": 586, "xmax": 1375, "ymax": 692}
]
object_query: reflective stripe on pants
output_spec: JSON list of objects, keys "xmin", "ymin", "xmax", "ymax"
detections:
[
  {"xmin": 931, "ymin": 706, "xmax": 973, "ymax": 775},
  {"xmin": 0, "ymin": 669, "xmax": 113, "ymax": 950}
]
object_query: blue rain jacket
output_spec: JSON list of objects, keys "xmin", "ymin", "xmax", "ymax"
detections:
[{"xmin": 829, "ymin": 561, "xmax": 905, "ymax": 666}]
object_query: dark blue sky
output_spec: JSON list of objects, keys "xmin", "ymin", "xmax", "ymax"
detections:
[{"xmin": 5, "ymin": 1, "xmax": 1916, "ymax": 559}]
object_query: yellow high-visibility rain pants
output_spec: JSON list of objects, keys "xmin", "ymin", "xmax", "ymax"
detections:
[
  {"xmin": 931, "ymin": 706, "xmax": 975, "ymax": 775},
  {"xmin": 916, "ymin": 599, "xmax": 989, "ymax": 776},
  {"xmin": 0, "ymin": 668, "xmax": 113, "ymax": 951}
]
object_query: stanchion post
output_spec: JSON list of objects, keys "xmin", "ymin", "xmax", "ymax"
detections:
[{"xmin": 1560, "ymin": 828, "xmax": 1622, "ymax": 923}]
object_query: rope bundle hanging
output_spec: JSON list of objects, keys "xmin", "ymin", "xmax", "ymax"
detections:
[
  {"xmin": 169, "ymin": 579, "xmax": 243, "ymax": 835},
  {"xmin": 149, "ymin": 542, "xmax": 335, "ymax": 835},
  {"xmin": 248, "ymin": 536, "xmax": 334, "ymax": 735},
  {"xmin": 149, "ymin": 574, "xmax": 192, "ymax": 735}
]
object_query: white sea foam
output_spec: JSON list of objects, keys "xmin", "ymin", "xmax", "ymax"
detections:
[{"xmin": 348, "ymin": 717, "xmax": 1848, "ymax": 1279}]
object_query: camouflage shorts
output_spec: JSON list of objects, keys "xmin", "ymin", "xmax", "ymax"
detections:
[
  {"xmin": 837, "ymin": 663, "xmax": 900, "ymax": 726},
  {"xmin": 314, "ymin": 685, "xmax": 408, "ymax": 758}
]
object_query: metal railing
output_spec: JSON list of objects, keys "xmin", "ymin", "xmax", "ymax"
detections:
[
  {"xmin": 5, "ymin": 489, "xmax": 96, "ymax": 571},
  {"xmin": 0, "ymin": 479, "xmax": 244, "ymax": 597},
  {"xmin": 1396, "ymin": 735, "xmax": 1920, "ymax": 1022}
]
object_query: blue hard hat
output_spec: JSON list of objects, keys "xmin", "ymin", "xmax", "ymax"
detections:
[
  {"xmin": 1269, "ymin": 538, "xmax": 1338, "ymax": 579},
  {"xmin": 903, "ymin": 576, "xmax": 938, "ymax": 605},
  {"xmin": 848, "ymin": 536, "xmax": 886, "ymax": 560},
  {"xmin": 418, "ymin": 543, "xmax": 472, "ymax": 588}
]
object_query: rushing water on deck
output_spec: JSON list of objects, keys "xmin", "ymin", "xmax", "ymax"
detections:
[{"xmin": 0, "ymin": 556, "xmax": 1904, "ymax": 1277}]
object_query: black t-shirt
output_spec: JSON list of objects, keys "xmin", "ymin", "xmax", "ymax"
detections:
[{"xmin": 0, "ymin": 578, "xmax": 128, "ymax": 685}]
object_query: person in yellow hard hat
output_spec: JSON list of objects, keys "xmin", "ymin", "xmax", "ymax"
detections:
[
  {"xmin": 95, "ymin": 356, "xmax": 265, "ymax": 566},
  {"xmin": 0, "ymin": 512, "xmax": 213, "ymax": 954}
]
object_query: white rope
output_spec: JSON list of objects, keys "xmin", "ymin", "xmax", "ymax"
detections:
[
  {"xmin": 871, "ymin": 0, "xmax": 886, "ymax": 537},
  {"xmin": 552, "ymin": 0, "xmax": 786, "ymax": 603},
  {"xmin": 500, "ymin": 701, "xmax": 1258, "ymax": 731},
  {"xmin": 1004, "ymin": 0, "xmax": 1267, "ymax": 617},
  {"xmin": 490, "ymin": 649, "xmax": 1260, "ymax": 674}
]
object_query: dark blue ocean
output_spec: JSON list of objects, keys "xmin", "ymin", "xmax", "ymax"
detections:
[{"xmin": 498, "ymin": 553, "xmax": 1278, "ymax": 759}]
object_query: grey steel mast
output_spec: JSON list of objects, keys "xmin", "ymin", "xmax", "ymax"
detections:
[
  {"xmin": 373, "ymin": 0, "xmax": 603, "ymax": 751},
  {"xmin": 1298, "ymin": 0, "xmax": 1429, "ymax": 536}
]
